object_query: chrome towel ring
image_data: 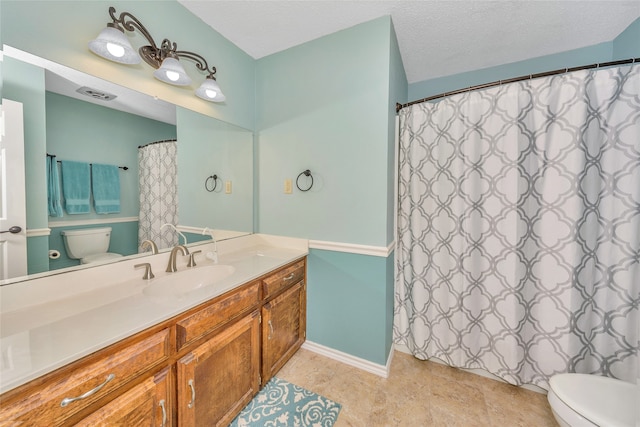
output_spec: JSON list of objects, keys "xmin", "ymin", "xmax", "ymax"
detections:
[
  {"xmin": 205, "ymin": 174, "xmax": 221, "ymax": 192},
  {"xmin": 296, "ymin": 169, "xmax": 313, "ymax": 192}
]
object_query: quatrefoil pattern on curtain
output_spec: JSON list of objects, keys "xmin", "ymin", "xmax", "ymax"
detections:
[
  {"xmin": 138, "ymin": 141, "xmax": 179, "ymax": 251},
  {"xmin": 394, "ymin": 64, "xmax": 640, "ymax": 389}
]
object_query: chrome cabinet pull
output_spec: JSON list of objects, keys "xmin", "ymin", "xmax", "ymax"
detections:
[
  {"xmin": 268, "ymin": 320, "xmax": 274, "ymax": 340},
  {"xmin": 283, "ymin": 273, "xmax": 295, "ymax": 281},
  {"xmin": 60, "ymin": 373, "xmax": 115, "ymax": 407},
  {"xmin": 187, "ymin": 379, "xmax": 195, "ymax": 408},
  {"xmin": 159, "ymin": 399, "xmax": 167, "ymax": 427}
]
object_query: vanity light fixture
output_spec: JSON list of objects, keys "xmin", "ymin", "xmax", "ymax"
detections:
[{"xmin": 89, "ymin": 6, "xmax": 226, "ymax": 102}]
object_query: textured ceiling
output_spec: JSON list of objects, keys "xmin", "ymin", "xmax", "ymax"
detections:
[{"xmin": 179, "ymin": 0, "xmax": 640, "ymax": 84}]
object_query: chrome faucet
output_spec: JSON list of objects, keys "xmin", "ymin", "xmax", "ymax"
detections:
[
  {"xmin": 187, "ymin": 250, "xmax": 202, "ymax": 268},
  {"xmin": 166, "ymin": 245, "xmax": 189, "ymax": 273},
  {"xmin": 140, "ymin": 239, "xmax": 158, "ymax": 254},
  {"xmin": 134, "ymin": 263, "xmax": 155, "ymax": 280}
]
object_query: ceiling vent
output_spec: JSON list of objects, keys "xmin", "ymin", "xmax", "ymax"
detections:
[{"xmin": 76, "ymin": 86, "xmax": 117, "ymax": 101}]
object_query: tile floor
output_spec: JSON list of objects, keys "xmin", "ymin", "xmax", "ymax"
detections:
[{"xmin": 277, "ymin": 348, "xmax": 558, "ymax": 427}]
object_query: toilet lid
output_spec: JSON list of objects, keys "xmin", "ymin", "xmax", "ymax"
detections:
[
  {"xmin": 549, "ymin": 374, "xmax": 638, "ymax": 427},
  {"xmin": 82, "ymin": 253, "xmax": 123, "ymax": 263}
]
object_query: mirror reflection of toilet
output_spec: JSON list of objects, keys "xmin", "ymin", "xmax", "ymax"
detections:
[
  {"xmin": 61, "ymin": 227, "xmax": 123, "ymax": 264},
  {"xmin": 547, "ymin": 373, "xmax": 638, "ymax": 427}
]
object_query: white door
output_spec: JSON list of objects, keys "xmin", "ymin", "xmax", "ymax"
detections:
[{"xmin": 0, "ymin": 99, "xmax": 28, "ymax": 280}]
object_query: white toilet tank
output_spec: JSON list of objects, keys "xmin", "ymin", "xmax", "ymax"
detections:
[{"xmin": 61, "ymin": 227, "xmax": 119, "ymax": 262}]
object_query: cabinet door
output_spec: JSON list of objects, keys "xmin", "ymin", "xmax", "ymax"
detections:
[
  {"xmin": 74, "ymin": 367, "xmax": 172, "ymax": 427},
  {"xmin": 177, "ymin": 311, "xmax": 260, "ymax": 427},
  {"xmin": 262, "ymin": 281, "xmax": 306, "ymax": 383}
]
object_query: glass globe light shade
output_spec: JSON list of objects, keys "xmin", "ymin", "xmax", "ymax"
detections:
[
  {"xmin": 153, "ymin": 57, "xmax": 191, "ymax": 86},
  {"xmin": 195, "ymin": 78, "xmax": 226, "ymax": 102},
  {"xmin": 89, "ymin": 26, "xmax": 140, "ymax": 64}
]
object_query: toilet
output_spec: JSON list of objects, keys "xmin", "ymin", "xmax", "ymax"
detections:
[
  {"xmin": 61, "ymin": 227, "xmax": 123, "ymax": 264},
  {"xmin": 547, "ymin": 373, "xmax": 638, "ymax": 427}
]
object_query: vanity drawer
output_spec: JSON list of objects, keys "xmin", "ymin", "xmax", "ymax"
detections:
[
  {"xmin": 0, "ymin": 328, "xmax": 170, "ymax": 426},
  {"xmin": 262, "ymin": 259, "xmax": 305, "ymax": 299},
  {"xmin": 176, "ymin": 281, "xmax": 261, "ymax": 351}
]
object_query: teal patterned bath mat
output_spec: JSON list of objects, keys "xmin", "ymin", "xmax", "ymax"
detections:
[{"xmin": 229, "ymin": 377, "xmax": 342, "ymax": 427}]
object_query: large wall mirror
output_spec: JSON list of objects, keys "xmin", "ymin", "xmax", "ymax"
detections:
[{"xmin": 1, "ymin": 46, "xmax": 253, "ymax": 285}]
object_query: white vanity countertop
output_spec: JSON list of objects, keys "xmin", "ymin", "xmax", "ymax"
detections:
[{"xmin": 0, "ymin": 234, "xmax": 308, "ymax": 394}]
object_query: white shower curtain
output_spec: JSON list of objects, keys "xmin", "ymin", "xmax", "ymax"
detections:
[
  {"xmin": 138, "ymin": 140, "xmax": 179, "ymax": 250},
  {"xmin": 394, "ymin": 64, "xmax": 640, "ymax": 389}
]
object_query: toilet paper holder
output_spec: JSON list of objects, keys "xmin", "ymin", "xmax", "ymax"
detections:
[{"xmin": 49, "ymin": 249, "xmax": 61, "ymax": 259}]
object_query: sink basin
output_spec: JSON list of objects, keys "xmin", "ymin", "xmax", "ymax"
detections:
[{"xmin": 143, "ymin": 265, "xmax": 235, "ymax": 298}]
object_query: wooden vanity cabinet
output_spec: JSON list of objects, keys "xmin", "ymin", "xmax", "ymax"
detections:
[
  {"xmin": 0, "ymin": 257, "xmax": 306, "ymax": 426},
  {"xmin": 261, "ymin": 259, "xmax": 307, "ymax": 384},
  {"xmin": 177, "ymin": 312, "xmax": 260, "ymax": 427}
]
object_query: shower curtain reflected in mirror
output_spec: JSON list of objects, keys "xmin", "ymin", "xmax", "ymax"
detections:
[
  {"xmin": 394, "ymin": 64, "xmax": 640, "ymax": 390},
  {"xmin": 138, "ymin": 140, "xmax": 178, "ymax": 251}
]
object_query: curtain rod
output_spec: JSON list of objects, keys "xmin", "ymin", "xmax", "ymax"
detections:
[
  {"xmin": 138, "ymin": 139, "xmax": 177, "ymax": 149},
  {"xmin": 46, "ymin": 153, "xmax": 128, "ymax": 171},
  {"xmin": 396, "ymin": 57, "xmax": 639, "ymax": 113}
]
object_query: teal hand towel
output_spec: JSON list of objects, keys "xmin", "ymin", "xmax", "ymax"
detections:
[
  {"xmin": 61, "ymin": 161, "xmax": 91, "ymax": 214},
  {"xmin": 46, "ymin": 156, "xmax": 63, "ymax": 217},
  {"xmin": 91, "ymin": 163, "xmax": 121, "ymax": 214}
]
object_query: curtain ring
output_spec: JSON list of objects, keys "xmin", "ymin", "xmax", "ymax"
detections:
[
  {"xmin": 205, "ymin": 174, "xmax": 220, "ymax": 192},
  {"xmin": 296, "ymin": 170, "xmax": 313, "ymax": 192}
]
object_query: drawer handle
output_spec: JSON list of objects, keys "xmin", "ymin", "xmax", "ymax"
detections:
[
  {"xmin": 60, "ymin": 373, "xmax": 115, "ymax": 407},
  {"xmin": 268, "ymin": 320, "xmax": 274, "ymax": 340},
  {"xmin": 188, "ymin": 379, "xmax": 196, "ymax": 408},
  {"xmin": 159, "ymin": 399, "xmax": 167, "ymax": 427},
  {"xmin": 283, "ymin": 273, "xmax": 295, "ymax": 281}
]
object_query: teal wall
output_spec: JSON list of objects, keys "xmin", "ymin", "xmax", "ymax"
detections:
[
  {"xmin": 408, "ymin": 17, "xmax": 640, "ymax": 101},
  {"xmin": 2, "ymin": 57, "xmax": 47, "ymax": 230},
  {"xmin": 307, "ymin": 249, "xmax": 392, "ymax": 364},
  {"xmin": 384, "ymin": 20, "xmax": 406, "ymax": 359},
  {"xmin": 2, "ymin": 56, "xmax": 49, "ymax": 273},
  {"xmin": 408, "ymin": 42, "xmax": 613, "ymax": 100},
  {"xmin": 26, "ymin": 236, "xmax": 48, "ymax": 275},
  {"xmin": 176, "ymin": 107, "xmax": 253, "ymax": 233},
  {"xmin": 612, "ymin": 17, "xmax": 640, "ymax": 59},
  {"xmin": 183, "ymin": 232, "xmax": 212, "ymax": 245},
  {"xmin": 256, "ymin": 17, "xmax": 393, "ymax": 246},
  {"xmin": 387, "ymin": 20, "xmax": 407, "ymax": 243},
  {"xmin": 256, "ymin": 17, "xmax": 402, "ymax": 365},
  {"xmin": 46, "ymin": 92, "xmax": 176, "ymax": 221},
  {"xmin": 1, "ymin": 0, "xmax": 255, "ymax": 130}
]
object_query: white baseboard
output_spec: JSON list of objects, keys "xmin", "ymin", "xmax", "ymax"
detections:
[
  {"xmin": 394, "ymin": 344, "xmax": 547, "ymax": 394},
  {"xmin": 302, "ymin": 341, "xmax": 393, "ymax": 378}
]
